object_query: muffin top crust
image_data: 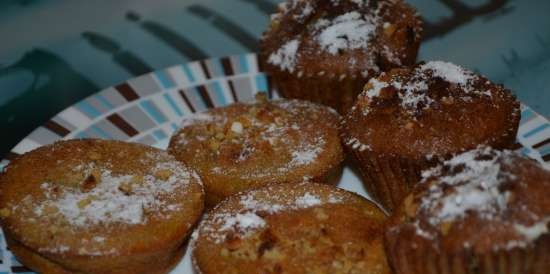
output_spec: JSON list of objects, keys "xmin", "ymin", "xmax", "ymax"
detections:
[
  {"xmin": 168, "ymin": 95, "xmax": 342, "ymax": 186},
  {"xmin": 0, "ymin": 139, "xmax": 204, "ymax": 257},
  {"xmin": 342, "ymin": 61, "xmax": 520, "ymax": 158},
  {"xmin": 193, "ymin": 183, "xmax": 389, "ymax": 274},
  {"xmin": 389, "ymin": 147, "xmax": 550, "ymax": 253},
  {"xmin": 261, "ymin": 0, "xmax": 422, "ymax": 77}
]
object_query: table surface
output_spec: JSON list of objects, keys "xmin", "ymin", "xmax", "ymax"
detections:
[{"xmin": 1, "ymin": 0, "xmax": 549, "ymax": 158}]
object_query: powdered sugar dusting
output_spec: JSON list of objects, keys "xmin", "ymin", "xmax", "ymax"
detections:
[
  {"xmin": 268, "ymin": 39, "xmax": 300, "ymax": 72},
  {"xmin": 29, "ymin": 155, "xmax": 198, "ymax": 228},
  {"xmin": 295, "ymin": 192, "xmax": 322, "ymax": 207},
  {"xmin": 514, "ymin": 218, "xmax": 550, "ymax": 242},
  {"xmin": 201, "ymin": 187, "xmax": 344, "ymax": 243},
  {"xmin": 361, "ymin": 61, "xmax": 491, "ymax": 116},
  {"xmin": 419, "ymin": 147, "xmax": 515, "ymax": 225},
  {"xmin": 315, "ymin": 11, "xmax": 377, "ymax": 55},
  {"xmin": 172, "ymin": 99, "xmax": 337, "ymax": 181},
  {"xmin": 414, "ymin": 147, "xmax": 550, "ymax": 247},
  {"xmin": 420, "ymin": 61, "xmax": 474, "ymax": 87}
]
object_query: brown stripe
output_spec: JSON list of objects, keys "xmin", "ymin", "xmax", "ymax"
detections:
[
  {"xmin": 543, "ymin": 153, "xmax": 550, "ymax": 162},
  {"xmin": 116, "ymin": 83, "xmax": 140, "ymax": 102},
  {"xmin": 179, "ymin": 89, "xmax": 196, "ymax": 113},
  {"xmin": 510, "ymin": 142, "xmax": 523, "ymax": 151},
  {"xmin": 266, "ymin": 75, "xmax": 273, "ymax": 99},
  {"xmin": 220, "ymin": 57, "xmax": 234, "ymax": 76},
  {"xmin": 44, "ymin": 120, "xmax": 70, "ymax": 137},
  {"xmin": 107, "ymin": 114, "xmax": 138, "ymax": 137},
  {"xmin": 197, "ymin": 85, "xmax": 215, "ymax": 108},
  {"xmin": 199, "ymin": 60, "xmax": 211, "ymax": 79},
  {"xmin": 12, "ymin": 266, "xmax": 33, "ymax": 273},
  {"xmin": 227, "ymin": 80, "xmax": 239, "ymax": 102},
  {"xmin": 256, "ymin": 53, "xmax": 265, "ymax": 72},
  {"xmin": 5, "ymin": 152, "xmax": 20, "ymax": 161},
  {"xmin": 533, "ymin": 138, "xmax": 550, "ymax": 149}
]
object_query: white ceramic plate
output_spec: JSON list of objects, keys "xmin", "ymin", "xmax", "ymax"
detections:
[{"xmin": 1, "ymin": 53, "xmax": 549, "ymax": 274}]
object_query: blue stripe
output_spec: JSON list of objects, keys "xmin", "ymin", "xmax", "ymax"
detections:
[
  {"xmin": 182, "ymin": 64, "xmax": 196, "ymax": 83},
  {"xmin": 153, "ymin": 129, "xmax": 167, "ymax": 140},
  {"xmin": 255, "ymin": 74, "xmax": 268, "ymax": 92},
  {"xmin": 95, "ymin": 94, "xmax": 114, "ymax": 110},
  {"xmin": 172, "ymin": 122, "xmax": 179, "ymax": 130},
  {"xmin": 163, "ymin": 93, "xmax": 183, "ymax": 117},
  {"xmin": 155, "ymin": 70, "xmax": 175, "ymax": 89},
  {"xmin": 76, "ymin": 101, "xmax": 101, "ymax": 118},
  {"xmin": 239, "ymin": 54, "xmax": 249, "ymax": 73},
  {"xmin": 523, "ymin": 124, "xmax": 550, "ymax": 138},
  {"xmin": 76, "ymin": 132, "xmax": 89, "ymax": 139},
  {"xmin": 520, "ymin": 147, "xmax": 531, "ymax": 156},
  {"xmin": 539, "ymin": 146, "xmax": 550, "ymax": 157},
  {"xmin": 211, "ymin": 58, "xmax": 225, "ymax": 77},
  {"xmin": 212, "ymin": 81, "xmax": 227, "ymax": 105},
  {"xmin": 91, "ymin": 125, "xmax": 112, "ymax": 139},
  {"xmin": 521, "ymin": 108, "xmax": 534, "ymax": 124},
  {"xmin": 140, "ymin": 100, "xmax": 167, "ymax": 124}
]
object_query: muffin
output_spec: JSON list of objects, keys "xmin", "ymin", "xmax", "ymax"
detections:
[
  {"xmin": 385, "ymin": 146, "xmax": 550, "ymax": 274},
  {"xmin": 192, "ymin": 182, "xmax": 390, "ymax": 274},
  {"xmin": 341, "ymin": 61, "xmax": 520, "ymax": 212},
  {"xmin": 0, "ymin": 139, "xmax": 204, "ymax": 274},
  {"xmin": 168, "ymin": 95, "xmax": 344, "ymax": 207},
  {"xmin": 260, "ymin": 0, "xmax": 422, "ymax": 113}
]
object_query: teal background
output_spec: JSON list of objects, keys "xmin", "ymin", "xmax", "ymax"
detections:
[{"xmin": 0, "ymin": 0, "xmax": 549, "ymax": 159}]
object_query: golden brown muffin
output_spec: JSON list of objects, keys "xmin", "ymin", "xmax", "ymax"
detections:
[
  {"xmin": 168, "ymin": 95, "xmax": 344, "ymax": 208},
  {"xmin": 341, "ymin": 61, "xmax": 520, "ymax": 212},
  {"xmin": 193, "ymin": 183, "xmax": 389, "ymax": 274},
  {"xmin": 0, "ymin": 139, "xmax": 204, "ymax": 274},
  {"xmin": 260, "ymin": 0, "xmax": 422, "ymax": 113},
  {"xmin": 385, "ymin": 147, "xmax": 550, "ymax": 274}
]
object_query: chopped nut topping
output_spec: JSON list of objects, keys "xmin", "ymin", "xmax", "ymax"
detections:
[
  {"xmin": 440, "ymin": 221, "xmax": 453, "ymax": 235},
  {"xmin": 82, "ymin": 173, "xmax": 99, "ymax": 192},
  {"xmin": 209, "ymin": 140, "xmax": 221, "ymax": 151},
  {"xmin": 43, "ymin": 205, "xmax": 59, "ymax": 215},
  {"xmin": 441, "ymin": 96, "xmax": 455, "ymax": 105},
  {"xmin": 314, "ymin": 208, "xmax": 329, "ymax": 220},
  {"xmin": 404, "ymin": 122, "xmax": 415, "ymax": 130},
  {"xmin": 154, "ymin": 169, "xmax": 173, "ymax": 181},
  {"xmin": 49, "ymin": 225, "xmax": 60, "ymax": 234},
  {"xmin": 78, "ymin": 198, "xmax": 92, "ymax": 209},
  {"xmin": 131, "ymin": 175, "xmax": 143, "ymax": 185},
  {"xmin": 118, "ymin": 182, "xmax": 133, "ymax": 195},
  {"xmin": 255, "ymin": 93, "xmax": 268, "ymax": 103},
  {"xmin": 226, "ymin": 236, "xmax": 242, "ymax": 251},
  {"xmin": 88, "ymin": 151, "xmax": 101, "ymax": 160},
  {"xmin": 0, "ymin": 208, "xmax": 11, "ymax": 218},
  {"xmin": 383, "ymin": 23, "xmax": 397, "ymax": 37},
  {"xmin": 215, "ymin": 132, "xmax": 225, "ymax": 140},
  {"xmin": 231, "ymin": 121, "xmax": 244, "ymax": 134}
]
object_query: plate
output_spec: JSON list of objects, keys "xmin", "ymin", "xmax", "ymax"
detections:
[{"xmin": 1, "ymin": 53, "xmax": 549, "ymax": 274}]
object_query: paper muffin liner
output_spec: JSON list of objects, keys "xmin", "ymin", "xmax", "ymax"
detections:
[
  {"xmin": 385, "ymin": 231, "xmax": 550, "ymax": 274},
  {"xmin": 347, "ymin": 150, "xmax": 433, "ymax": 212},
  {"xmin": 345, "ymin": 107, "xmax": 520, "ymax": 213},
  {"xmin": 269, "ymin": 70, "xmax": 370, "ymax": 115}
]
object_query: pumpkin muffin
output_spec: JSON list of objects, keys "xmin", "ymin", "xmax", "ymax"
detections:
[
  {"xmin": 341, "ymin": 61, "xmax": 520, "ymax": 212},
  {"xmin": 385, "ymin": 147, "xmax": 550, "ymax": 274},
  {"xmin": 260, "ymin": 0, "xmax": 422, "ymax": 113},
  {"xmin": 0, "ymin": 139, "xmax": 204, "ymax": 274},
  {"xmin": 168, "ymin": 95, "xmax": 344, "ymax": 208},
  {"xmin": 193, "ymin": 182, "xmax": 390, "ymax": 274}
]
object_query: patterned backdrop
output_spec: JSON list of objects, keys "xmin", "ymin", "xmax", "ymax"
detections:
[{"xmin": 0, "ymin": 0, "xmax": 549, "ymax": 157}]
